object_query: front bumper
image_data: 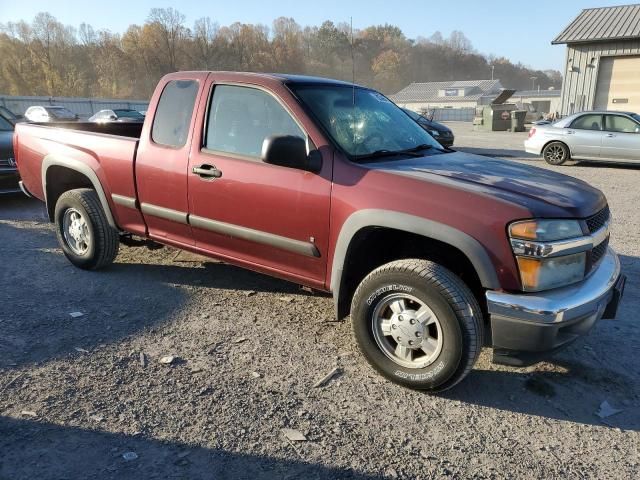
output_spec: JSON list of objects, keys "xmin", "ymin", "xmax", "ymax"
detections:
[{"xmin": 486, "ymin": 247, "xmax": 625, "ymax": 366}]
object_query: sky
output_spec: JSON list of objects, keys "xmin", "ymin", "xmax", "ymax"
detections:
[{"xmin": 0, "ymin": 0, "xmax": 632, "ymax": 71}]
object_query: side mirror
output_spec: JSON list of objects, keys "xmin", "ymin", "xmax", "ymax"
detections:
[
  {"xmin": 109, "ymin": 115, "xmax": 117, "ymax": 121},
  {"xmin": 261, "ymin": 135, "xmax": 322, "ymax": 173}
]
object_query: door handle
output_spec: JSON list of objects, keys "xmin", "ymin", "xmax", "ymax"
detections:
[
  {"xmin": 192, "ymin": 164, "xmax": 222, "ymax": 179},
  {"xmin": 606, "ymin": 133, "xmax": 616, "ymax": 138}
]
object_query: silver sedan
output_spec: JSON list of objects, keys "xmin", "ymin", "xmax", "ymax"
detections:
[{"xmin": 525, "ymin": 111, "xmax": 640, "ymax": 165}]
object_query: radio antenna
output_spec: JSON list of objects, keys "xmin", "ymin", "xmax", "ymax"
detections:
[{"xmin": 351, "ymin": 16, "xmax": 357, "ymax": 157}]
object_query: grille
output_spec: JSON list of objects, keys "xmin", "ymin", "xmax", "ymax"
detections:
[
  {"xmin": 0, "ymin": 158, "xmax": 14, "ymax": 168},
  {"xmin": 591, "ymin": 236, "xmax": 609, "ymax": 265},
  {"xmin": 586, "ymin": 206, "xmax": 610, "ymax": 233}
]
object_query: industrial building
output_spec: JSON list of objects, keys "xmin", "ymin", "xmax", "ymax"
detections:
[
  {"xmin": 554, "ymin": 4, "xmax": 640, "ymax": 115},
  {"xmin": 390, "ymin": 80, "xmax": 503, "ymax": 121}
]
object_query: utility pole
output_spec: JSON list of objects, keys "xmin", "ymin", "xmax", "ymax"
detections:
[{"xmin": 490, "ymin": 65, "xmax": 494, "ymax": 81}]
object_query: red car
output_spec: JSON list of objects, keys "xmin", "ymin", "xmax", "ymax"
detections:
[{"xmin": 14, "ymin": 71, "xmax": 625, "ymax": 391}]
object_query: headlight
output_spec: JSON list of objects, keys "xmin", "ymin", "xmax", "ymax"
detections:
[
  {"xmin": 509, "ymin": 219, "xmax": 587, "ymax": 291},
  {"xmin": 510, "ymin": 219, "xmax": 583, "ymax": 241},
  {"xmin": 429, "ymin": 130, "xmax": 440, "ymax": 136}
]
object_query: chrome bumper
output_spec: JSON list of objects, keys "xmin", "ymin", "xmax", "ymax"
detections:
[
  {"xmin": 18, "ymin": 180, "xmax": 33, "ymax": 198},
  {"xmin": 486, "ymin": 247, "xmax": 625, "ymax": 365}
]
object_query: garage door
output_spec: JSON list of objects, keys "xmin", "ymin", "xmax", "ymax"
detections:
[{"xmin": 594, "ymin": 56, "xmax": 640, "ymax": 113}]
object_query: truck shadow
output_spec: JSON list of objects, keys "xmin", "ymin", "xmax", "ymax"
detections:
[
  {"xmin": 444, "ymin": 354, "xmax": 640, "ymax": 431},
  {"xmin": 0, "ymin": 217, "xmax": 324, "ymax": 370},
  {"xmin": 444, "ymin": 251, "xmax": 639, "ymax": 430},
  {"xmin": 0, "ymin": 416, "xmax": 385, "ymax": 480}
]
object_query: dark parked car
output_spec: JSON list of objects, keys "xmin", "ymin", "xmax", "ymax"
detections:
[
  {"xmin": 0, "ymin": 106, "xmax": 22, "ymax": 123},
  {"xmin": 24, "ymin": 105, "xmax": 79, "ymax": 122},
  {"xmin": 402, "ymin": 108, "xmax": 454, "ymax": 147},
  {"xmin": 0, "ymin": 114, "xmax": 20, "ymax": 194},
  {"xmin": 89, "ymin": 109, "xmax": 146, "ymax": 123}
]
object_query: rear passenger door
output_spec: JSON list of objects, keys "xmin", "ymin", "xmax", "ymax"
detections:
[
  {"xmin": 566, "ymin": 113, "xmax": 603, "ymax": 159},
  {"xmin": 135, "ymin": 74, "xmax": 208, "ymax": 245},
  {"xmin": 187, "ymin": 81, "xmax": 333, "ymax": 287},
  {"xmin": 601, "ymin": 114, "xmax": 640, "ymax": 161}
]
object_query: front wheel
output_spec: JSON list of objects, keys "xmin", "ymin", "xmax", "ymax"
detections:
[
  {"xmin": 54, "ymin": 188, "xmax": 119, "ymax": 270},
  {"xmin": 350, "ymin": 259, "xmax": 483, "ymax": 392},
  {"xmin": 542, "ymin": 141, "xmax": 569, "ymax": 165}
]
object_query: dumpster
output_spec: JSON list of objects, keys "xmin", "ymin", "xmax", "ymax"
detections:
[
  {"xmin": 473, "ymin": 89, "xmax": 517, "ymax": 131},
  {"xmin": 510, "ymin": 110, "xmax": 527, "ymax": 132}
]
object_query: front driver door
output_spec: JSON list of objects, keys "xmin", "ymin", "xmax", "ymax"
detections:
[
  {"xmin": 601, "ymin": 114, "xmax": 640, "ymax": 161},
  {"xmin": 187, "ymin": 81, "xmax": 333, "ymax": 288}
]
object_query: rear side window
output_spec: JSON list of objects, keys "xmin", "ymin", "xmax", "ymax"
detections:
[
  {"xmin": 152, "ymin": 80, "xmax": 199, "ymax": 147},
  {"xmin": 571, "ymin": 114, "xmax": 602, "ymax": 131},
  {"xmin": 205, "ymin": 85, "xmax": 304, "ymax": 158}
]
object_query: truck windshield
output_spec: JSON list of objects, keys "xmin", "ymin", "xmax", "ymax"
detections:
[{"xmin": 290, "ymin": 85, "xmax": 443, "ymax": 160}]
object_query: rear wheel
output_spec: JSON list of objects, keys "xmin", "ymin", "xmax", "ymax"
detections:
[
  {"xmin": 54, "ymin": 188, "xmax": 119, "ymax": 270},
  {"xmin": 350, "ymin": 259, "xmax": 483, "ymax": 392},
  {"xmin": 542, "ymin": 141, "xmax": 569, "ymax": 165}
]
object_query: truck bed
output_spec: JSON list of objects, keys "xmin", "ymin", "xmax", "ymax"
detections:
[
  {"xmin": 14, "ymin": 121, "xmax": 141, "ymax": 204},
  {"xmin": 26, "ymin": 121, "xmax": 143, "ymax": 138}
]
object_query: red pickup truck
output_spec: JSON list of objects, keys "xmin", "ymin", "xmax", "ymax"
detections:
[{"xmin": 14, "ymin": 71, "xmax": 625, "ymax": 391}]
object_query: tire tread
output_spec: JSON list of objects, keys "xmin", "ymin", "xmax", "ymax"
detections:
[
  {"xmin": 56, "ymin": 188, "xmax": 119, "ymax": 270},
  {"xmin": 351, "ymin": 258, "xmax": 483, "ymax": 392}
]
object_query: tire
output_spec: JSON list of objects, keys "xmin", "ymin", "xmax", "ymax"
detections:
[
  {"xmin": 350, "ymin": 259, "xmax": 483, "ymax": 392},
  {"xmin": 542, "ymin": 141, "xmax": 570, "ymax": 165},
  {"xmin": 54, "ymin": 188, "xmax": 119, "ymax": 270}
]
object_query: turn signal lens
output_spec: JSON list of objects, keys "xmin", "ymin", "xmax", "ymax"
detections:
[
  {"xmin": 516, "ymin": 253, "xmax": 586, "ymax": 291},
  {"xmin": 510, "ymin": 221, "xmax": 538, "ymax": 240},
  {"xmin": 516, "ymin": 257, "xmax": 541, "ymax": 290}
]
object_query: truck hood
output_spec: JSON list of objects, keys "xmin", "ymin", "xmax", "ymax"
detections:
[{"xmin": 369, "ymin": 151, "xmax": 606, "ymax": 218}]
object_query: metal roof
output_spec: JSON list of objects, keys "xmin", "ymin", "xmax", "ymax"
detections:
[
  {"xmin": 553, "ymin": 4, "xmax": 640, "ymax": 44},
  {"xmin": 511, "ymin": 90, "xmax": 562, "ymax": 97},
  {"xmin": 390, "ymin": 79, "xmax": 503, "ymax": 103}
]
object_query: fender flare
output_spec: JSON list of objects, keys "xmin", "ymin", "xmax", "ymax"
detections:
[
  {"xmin": 41, "ymin": 155, "xmax": 118, "ymax": 229},
  {"xmin": 330, "ymin": 209, "xmax": 501, "ymax": 313}
]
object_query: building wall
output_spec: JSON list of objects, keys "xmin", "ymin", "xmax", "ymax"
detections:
[
  {"xmin": 510, "ymin": 95, "xmax": 562, "ymax": 114},
  {"xmin": 559, "ymin": 39, "xmax": 640, "ymax": 115}
]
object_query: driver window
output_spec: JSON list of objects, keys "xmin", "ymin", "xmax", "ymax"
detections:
[
  {"xmin": 605, "ymin": 115, "xmax": 639, "ymax": 133},
  {"xmin": 205, "ymin": 85, "xmax": 305, "ymax": 159}
]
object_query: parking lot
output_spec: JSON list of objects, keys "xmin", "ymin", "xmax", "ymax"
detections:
[{"xmin": 1, "ymin": 125, "xmax": 639, "ymax": 479}]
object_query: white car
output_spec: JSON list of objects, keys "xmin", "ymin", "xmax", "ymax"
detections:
[
  {"xmin": 525, "ymin": 111, "xmax": 640, "ymax": 165},
  {"xmin": 24, "ymin": 105, "xmax": 78, "ymax": 123}
]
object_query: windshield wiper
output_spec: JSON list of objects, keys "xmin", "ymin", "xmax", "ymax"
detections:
[{"xmin": 357, "ymin": 144, "xmax": 436, "ymax": 160}]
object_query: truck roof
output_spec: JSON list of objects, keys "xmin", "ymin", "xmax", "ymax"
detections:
[{"xmin": 168, "ymin": 71, "xmax": 363, "ymax": 88}]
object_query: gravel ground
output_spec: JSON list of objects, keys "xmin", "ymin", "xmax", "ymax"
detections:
[{"xmin": 1, "ymin": 126, "xmax": 639, "ymax": 479}]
